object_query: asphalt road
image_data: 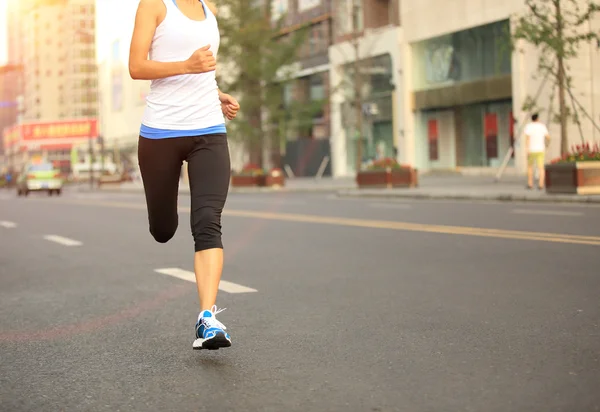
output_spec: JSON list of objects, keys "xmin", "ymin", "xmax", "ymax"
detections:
[{"xmin": 1, "ymin": 188, "xmax": 599, "ymax": 412}]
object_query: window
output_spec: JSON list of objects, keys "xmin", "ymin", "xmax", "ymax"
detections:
[{"xmin": 335, "ymin": 0, "xmax": 362, "ymax": 37}]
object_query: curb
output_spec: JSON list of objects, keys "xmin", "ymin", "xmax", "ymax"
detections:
[{"xmin": 336, "ymin": 190, "xmax": 600, "ymax": 204}]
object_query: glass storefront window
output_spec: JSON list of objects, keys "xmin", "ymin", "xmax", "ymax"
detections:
[
  {"xmin": 341, "ymin": 54, "xmax": 395, "ymax": 172},
  {"xmin": 412, "ymin": 20, "xmax": 511, "ymax": 91}
]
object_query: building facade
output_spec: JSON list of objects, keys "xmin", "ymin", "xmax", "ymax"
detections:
[
  {"xmin": 274, "ymin": 0, "xmax": 334, "ymax": 177},
  {"xmin": 2, "ymin": 0, "xmax": 99, "ymax": 173},
  {"xmin": 329, "ymin": 0, "xmax": 401, "ymax": 177},
  {"xmin": 328, "ymin": 0, "xmax": 600, "ymax": 177},
  {"xmin": 21, "ymin": 0, "xmax": 98, "ymax": 122}
]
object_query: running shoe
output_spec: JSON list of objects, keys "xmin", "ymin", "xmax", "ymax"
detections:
[{"xmin": 193, "ymin": 305, "xmax": 232, "ymax": 350}]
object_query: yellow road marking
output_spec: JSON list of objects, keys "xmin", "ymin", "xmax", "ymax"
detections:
[{"xmin": 29, "ymin": 198, "xmax": 600, "ymax": 246}]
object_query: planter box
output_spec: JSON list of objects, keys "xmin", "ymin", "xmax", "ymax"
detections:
[
  {"xmin": 98, "ymin": 174, "xmax": 124, "ymax": 186},
  {"xmin": 356, "ymin": 168, "xmax": 418, "ymax": 189},
  {"xmin": 231, "ymin": 174, "xmax": 265, "ymax": 187},
  {"xmin": 545, "ymin": 162, "xmax": 600, "ymax": 195},
  {"xmin": 265, "ymin": 170, "xmax": 285, "ymax": 188}
]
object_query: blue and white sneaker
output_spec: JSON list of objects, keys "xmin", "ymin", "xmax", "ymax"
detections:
[{"xmin": 193, "ymin": 305, "xmax": 232, "ymax": 350}]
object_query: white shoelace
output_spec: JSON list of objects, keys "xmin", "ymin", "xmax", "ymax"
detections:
[{"xmin": 202, "ymin": 305, "xmax": 227, "ymax": 330}]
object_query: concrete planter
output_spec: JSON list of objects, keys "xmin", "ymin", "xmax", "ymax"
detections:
[
  {"xmin": 356, "ymin": 167, "xmax": 418, "ymax": 189},
  {"xmin": 231, "ymin": 174, "xmax": 265, "ymax": 187},
  {"xmin": 545, "ymin": 162, "xmax": 600, "ymax": 195}
]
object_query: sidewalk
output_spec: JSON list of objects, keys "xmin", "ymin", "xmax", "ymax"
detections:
[
  {"xmin": 339, "ymin": 175, "xmax": 600, "ymax": 204},
  {"xmin": 81, "ymin": 175, "xmax": 600, "ymax": 203}
]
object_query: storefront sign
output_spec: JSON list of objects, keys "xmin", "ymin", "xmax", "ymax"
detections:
[
  {"xmin": 484, "ymin": 113, "xmax": 498, "ymax": 159},
  {"xmin": 428, "ymin": 119, "xmax": 439, "ymax": 161},
  {"xmin": 21, "ymin": 120, "xmax": 98, "ymax": 141}
]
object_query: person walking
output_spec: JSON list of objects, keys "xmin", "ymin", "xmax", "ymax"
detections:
[
  {"xmin": 523, "ymin": 113, "xmax": 550, "ymax": 189},
  {"xmin": 129, "ymin": 0, "xmax": 240, "ymax": 350}
]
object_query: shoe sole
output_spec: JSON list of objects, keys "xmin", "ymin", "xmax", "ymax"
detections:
[{"xmin": 193, "ymin": 333, "xmax": 232, "ymax": 351}]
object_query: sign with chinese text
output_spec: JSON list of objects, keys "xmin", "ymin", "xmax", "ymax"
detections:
[{"xmin": 20, "ymin": 120, "xmax": 98, "ymax": 141}]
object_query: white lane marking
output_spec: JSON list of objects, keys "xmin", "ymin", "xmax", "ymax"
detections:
[
  {"xmin": 43, "ymin": 235, "xmax": 83, "ymax": 246},
  {"xmin": 369, "ymin": 203, "xmax": 412, "ymax": 210},
  {"xmin": 155, "ymin": 268, "xmax": 258, "ymax": 294},
  {"xmin": 0, "ymin": 221, "xmax": 17, "ymax": 228},
  {"xmin": 512, "ymin": 209, "xmax": 583, "ymax": 217}
]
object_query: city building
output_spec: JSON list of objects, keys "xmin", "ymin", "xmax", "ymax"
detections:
[
  {"xmin": 328, "ymin": 0, "xmax": 600, "ymax": 177},
  {"xmin": 274, "ymin": 0, "xmax": 334, "ymax": 177},
  {"xmin": 21, "ymin": 0, "xmax": 98, "ymax": 122},
  {"xmin": 2, "ymin": 0, "xmax": 100, "ymax": 173},
  {"xmin": 400, "ymin": 0, "xmax": 599, "ymax": 175},
  {"xmin": 329, "ymin": 0, "xmax": 401, "ymax": 177},
  {"xmin": 0, "ymin": 66, "xmax": 22, "ymax": 163}
]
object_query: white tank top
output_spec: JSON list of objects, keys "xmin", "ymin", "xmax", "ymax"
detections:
[{"xmin": 141, "ymin": 0, "xmax": 225, "ymax": 131}]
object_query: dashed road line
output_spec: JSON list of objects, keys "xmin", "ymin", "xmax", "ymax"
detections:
[
  {"xmin": 0, "ymin": 221, "xmax": 17, "ymax": 228},
  {"xmin": 43, "ymin": 235, "xmax": 83, "ymax": 247},
  {"xmin": 155, "ymin": 268, "xmax": 258, "ymax": 294}
]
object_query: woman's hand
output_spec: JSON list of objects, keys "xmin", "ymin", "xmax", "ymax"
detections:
[
  {"xmin": 219, "ymin": 92, "xmax": 240, "ymax": 120},
  {"xmin": 185, "ymin": 45, "xmax": 217, "ymax": 74}
]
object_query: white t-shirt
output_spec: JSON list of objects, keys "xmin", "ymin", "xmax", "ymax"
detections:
[{"xmin": 524, "ymin": 122, "xmax": 549, "ymax": 153}]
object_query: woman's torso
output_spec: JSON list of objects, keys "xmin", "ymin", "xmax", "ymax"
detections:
[{"xmin": 141, "ymin": 0, "xmax": 225, "ymax": 134}]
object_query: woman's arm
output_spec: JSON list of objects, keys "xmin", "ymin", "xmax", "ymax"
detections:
[{"xmin": 129, "ymin": 0, "xmax": 216, "ymax": 80}]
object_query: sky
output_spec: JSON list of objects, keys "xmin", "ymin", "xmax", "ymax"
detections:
[{"xmin": 0, "ymin": 0, "xmax": 140, "ymax": 66}]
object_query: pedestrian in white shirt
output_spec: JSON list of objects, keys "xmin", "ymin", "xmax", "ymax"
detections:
[{"xmin": 523, "ymin": 113, "xmax": 550, "ymax": 189}]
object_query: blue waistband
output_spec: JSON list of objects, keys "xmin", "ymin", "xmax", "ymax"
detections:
[{"xmin": 140, "ymin": 124, "xmax": 227, "ymax": 139}]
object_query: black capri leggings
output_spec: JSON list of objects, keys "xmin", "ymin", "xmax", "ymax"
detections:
[{"xmin": 138, "ymin": 133, "xmax": 230, "ymax": 252}]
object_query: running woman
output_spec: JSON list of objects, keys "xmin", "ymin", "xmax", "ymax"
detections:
[{"xmin": 129, "ymin": 0, "xmax": 240, "ymax": 350}]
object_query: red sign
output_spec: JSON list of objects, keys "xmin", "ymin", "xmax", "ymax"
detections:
[
  {"xmin": 20, "ymin": 119, "xmax": 98, "ymax": 141},
  {"xmin": 509, "ymin": 111, "xmax": 515, "ymax": 159},
  {"xmin": 484, "ymin": 113, "xmax": 498, "ymax": 159},
  {"xmin": 428, "ymin": 119, "xmax": 439, "ymax": 161}
]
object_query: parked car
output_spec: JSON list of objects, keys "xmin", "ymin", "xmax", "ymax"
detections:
[{"xmin": 16, "ymin": 162, "xmax": 64, "ymax": 196}]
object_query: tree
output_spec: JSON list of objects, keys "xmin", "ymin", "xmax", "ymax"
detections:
[
  {"xmin": 217, "ymin": 0, "xmax": 321, "ymax": 169},
  {"xmin": 511, "ymin": 0, "xmax": 600, "ymax": 155}
]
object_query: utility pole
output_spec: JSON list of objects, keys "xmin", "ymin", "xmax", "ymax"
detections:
[
  {"xmin": 554, "ymin": 0, "xmax": 568, "ymax": 156},
  {"xmin": 352, "ymin": 0, "xmax": 363, "ymax": 172}
]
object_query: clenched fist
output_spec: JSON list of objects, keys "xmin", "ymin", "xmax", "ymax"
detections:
[{"xmin": 185, "ymin": 45, "xmax": 216, "ymax": 74}]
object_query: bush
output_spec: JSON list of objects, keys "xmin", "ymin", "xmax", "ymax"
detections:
[
  {"xmin": 551, "ymin": 143, "xmax": 600, "ymax": 164},
  {"xmin": 236, "ymin": 163, "xmax": 265, "ymax": 176}
]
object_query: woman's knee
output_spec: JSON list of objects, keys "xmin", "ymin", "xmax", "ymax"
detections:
[
  {"xmin": 192, "ymin": 207, "xmax": 223, "ymax": 251},
  {"xmin": 150, "ymin": 224, "xmax": 177, "ymax": 243}
]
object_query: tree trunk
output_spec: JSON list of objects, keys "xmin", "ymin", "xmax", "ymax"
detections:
[
  {"xmin": 557, "ymin": 57, "xmax": 568, "ymax": 155},
  {"xmin": 555, "ymin": 0, "xmax": 568, "ymax": 155}
]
